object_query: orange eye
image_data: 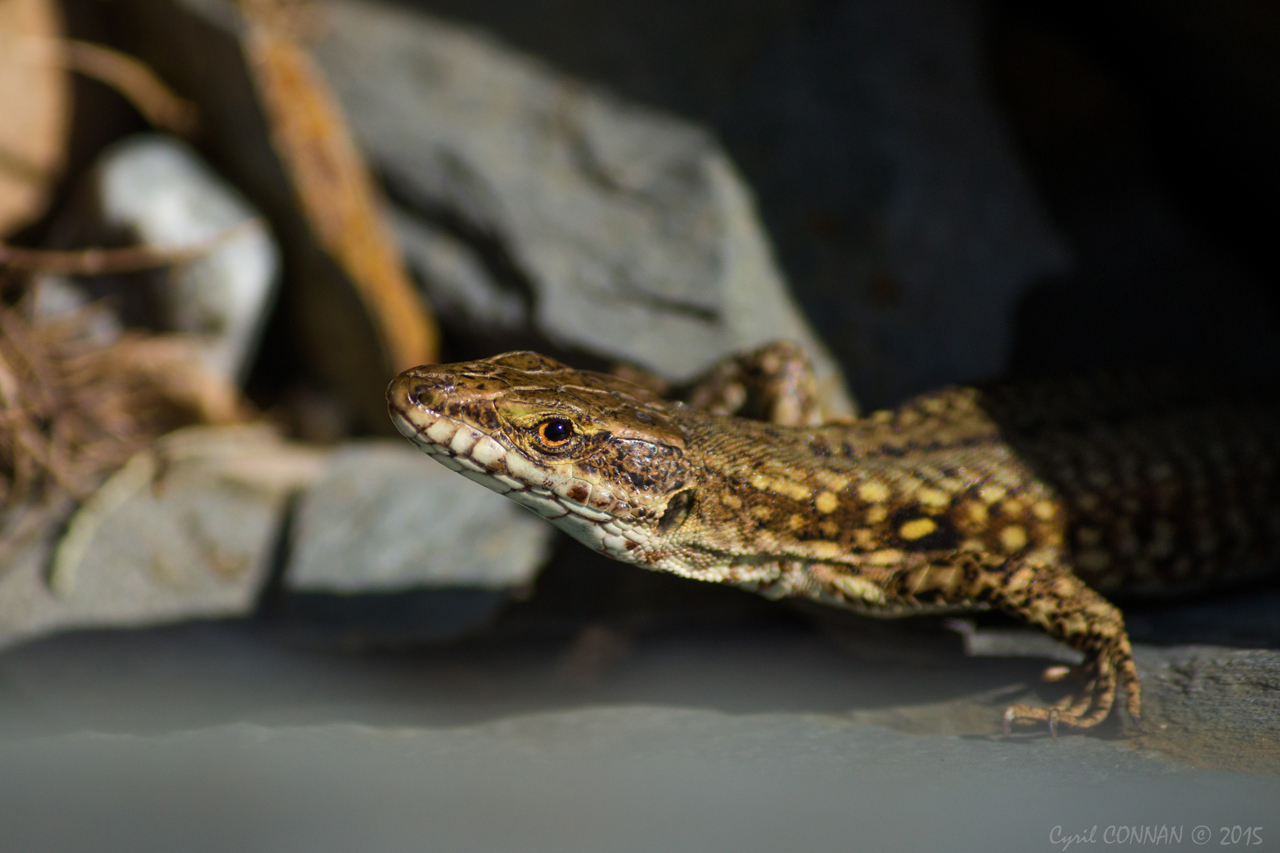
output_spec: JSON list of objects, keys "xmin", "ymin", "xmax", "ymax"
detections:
[{"xmin": 537, "ymin": 418, "xmax": 575, "ymax": 448}]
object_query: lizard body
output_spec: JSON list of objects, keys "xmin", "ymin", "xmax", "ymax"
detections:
[{"xmin": 387, "ymin": 346, "xmax": 1280, "ymax": 733}]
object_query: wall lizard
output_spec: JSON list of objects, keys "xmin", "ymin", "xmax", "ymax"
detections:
[{"xmin": 387, "ymin": 343, "xmax": 1280, "ymax": 735}]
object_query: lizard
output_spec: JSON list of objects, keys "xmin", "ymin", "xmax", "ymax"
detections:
[{"xmin": 386, "ymin": 342, "xmax": 1280, "ymax": 735}]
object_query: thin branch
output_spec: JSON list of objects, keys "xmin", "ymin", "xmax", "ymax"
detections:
[
  {"xmin": 0, "ymin": 218, "xmax": 263, "ymax": 275},
  {"xmin": 13, "ymin": 37, "xmax": 198, "ymax": 136}
]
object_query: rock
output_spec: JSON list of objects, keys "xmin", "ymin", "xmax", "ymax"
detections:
[
  {"xmin": 0, "ymin": 0, "xmax": 69, "ymax": 235},
  {"xmin": 0, "ymin": 426, "xmax": 325, "ymax": 650},
  {"xmin": 919, "ymin": 610, "xmax": 1280, "ymax": 770},
  {"xmin": 0, "ymin": 711, "xmax": 1266, "ymax": 853},
  {"xmin": 946, "ymin": 618, "xmax": 1084, "ymax": 664},
  {"xmin": 1141, "ymin": 647, "xmax": 1280, "ymax": 732},
  {"xmin": 390, "ymin": 212, "xmax": 528, "ymax": 336},
  {"xmin": 1137, "ymin": 646, "xmax": 1280, "ymax": 774},
  {"xmin": 283, "ymin": 441, "xmax": 554, "ymax": 643},
  {"xmin": 389, "ymin": 0, "xmax": 1071, "ymax": 409},
  {"xmin": 312, "ymin": 0, "xmax": 855, "ymax": 418},
  {"xmin": 288, "ymin": 441, "xmax": 552, "ymax": 594},
  {"xmin": 36, "ymin": 134, "xmax": 280, "ymax": 384}
]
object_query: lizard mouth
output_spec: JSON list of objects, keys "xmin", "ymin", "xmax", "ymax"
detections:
[{"xmin": 387, "ymin": 372, "xmax": 527, "ymax": 490}]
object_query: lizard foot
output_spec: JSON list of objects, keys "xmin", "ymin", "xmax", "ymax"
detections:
[{"xmin": 1001, "ymin": 645, "xmax": 1143, "ymax": 737}]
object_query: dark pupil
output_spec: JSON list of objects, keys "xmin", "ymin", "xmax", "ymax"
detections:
[{"xmin": 543, "ymin": 420, "xmax": 571, "ymax": 442}]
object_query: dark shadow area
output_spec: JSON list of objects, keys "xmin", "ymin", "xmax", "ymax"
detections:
[
  {"xmin": 0, "ymin": 613, "xmax": 1058, "ymax": 742},
  {"xmin": 989, "ymin": 1, "xmax": 1280, "ymax": 379}
]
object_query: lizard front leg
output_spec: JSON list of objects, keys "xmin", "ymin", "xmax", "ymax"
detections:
[
  {"xmin": 615, "ymin": 340, "xmax": 828, "ymax": 426},
  {"xmin": 675, "ymin": 340, "xmax": 827, "ymax": 426},
  {"xmin": 895, "ymin": 556, "xmax": 1143, "ymax": 735}
]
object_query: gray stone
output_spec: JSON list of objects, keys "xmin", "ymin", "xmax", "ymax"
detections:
[
  {"xmin": 389, "ymin": 0, "xmax": 1072, "ymax": 408},
  {"xmin": 313, "ymin": 0, "xmax": 855, "ymax": 417},
  {"xmin": 37, "ymin": 134, "xmax": 280, "ymax": 384},
  {"xmin": 2, "ymin": 713, "xmax": 1272, "ymax": 853},
  {"xmin": 0, "ymin": 426, "xmax": 325, "ymax": 650},
  {"xmin": 286, "ymin": 440, "xmax": 553, "ymax": 593},
  {"xmin": 392, "ymin": 212, "xmax": 528, "ymax": 334}
]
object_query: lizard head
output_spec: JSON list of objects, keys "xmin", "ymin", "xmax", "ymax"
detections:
[{"xmin": 387, "ymin": 352, "xmax": 700, "ymax": 562}]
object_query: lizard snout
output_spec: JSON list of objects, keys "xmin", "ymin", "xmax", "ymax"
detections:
[{"xmin": 387, "ymin": 369, "xmax": 455, "ymax": 414}]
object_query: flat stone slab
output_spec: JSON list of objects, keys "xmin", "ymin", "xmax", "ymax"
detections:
[
  {"xmin": 0, "ymin": 619, "xmax": 1275, "ymax": 853},
  {"xmin": 2, "ymin": 712, "xmax": 1274, "ymax": 853}
]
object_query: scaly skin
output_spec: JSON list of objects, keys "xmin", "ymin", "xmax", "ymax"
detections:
[{"xmin": 387, "ymin": 347, "xmax": 1280, "ymax": 734}]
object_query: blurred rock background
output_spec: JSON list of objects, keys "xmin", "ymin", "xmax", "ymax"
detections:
[{"xmin": 1, "ymin": 0, "xmax": 1279, "ymax": 817}]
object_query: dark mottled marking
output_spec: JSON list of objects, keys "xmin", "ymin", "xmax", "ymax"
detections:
[{"xmin": 807, "ymin": 438, "xmax": 832, "ymax": 458}]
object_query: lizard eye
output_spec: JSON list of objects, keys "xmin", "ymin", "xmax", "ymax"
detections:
[{"xmin": 536, "ymin": 418, "xmax": 575, "ymax": 448}]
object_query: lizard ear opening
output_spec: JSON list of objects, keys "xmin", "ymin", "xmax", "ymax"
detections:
[{"xmin": 658, "ymin": 488, "xmax": 695, "ymax": 534}]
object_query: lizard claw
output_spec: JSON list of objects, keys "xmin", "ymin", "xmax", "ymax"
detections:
[{"xmin": 1040, "ymin": 665, "xmax": 1073, "ymax": 683}]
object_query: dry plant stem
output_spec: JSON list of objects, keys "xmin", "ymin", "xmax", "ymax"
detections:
[
  {"xmin": 0, "ymin": 312, "xmax": 93, "ymax": 499},
  {"xmin": 13, "ymin": 37, "xmax": 197, "ymax": 135},
  {"xmin": 0, "ymin": 307, "xmax": 249, "ymax": 569},
  {"xmin": 0, "ymin": 218, "xmax": 262, "ymax": 274}
]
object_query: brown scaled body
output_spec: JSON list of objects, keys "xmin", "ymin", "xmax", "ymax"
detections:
[{"xmin": 388, "ymin": 344, "xmax": 1280, "ymax": 734}]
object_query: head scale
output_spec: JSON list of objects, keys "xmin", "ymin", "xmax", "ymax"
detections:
[{"xmin": 387, "ymin": 352, "xmax": 697, "ymax": 561}]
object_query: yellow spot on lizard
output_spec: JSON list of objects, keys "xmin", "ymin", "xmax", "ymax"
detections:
[
  {"xmin": 858, "ymin": 480, "xmax": 891, "ymax": 503},
  {"xmin": 815, "ymin": 491, "xmax": 839, "ymax": 514},
  {"xmin": 917, "ymin": 487, "xmax": 951, "ymax": 509},
  {"xmin": 979, "ymin": 484, "xmax": 1006, "ymax": 504},
  {"xmin": 899, "ymin": 518, "xmax": 937, "ymax": 540},
  {"xmin": 1000, "ymin": 525, "xmax": 1028, "ymax": 552}
]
